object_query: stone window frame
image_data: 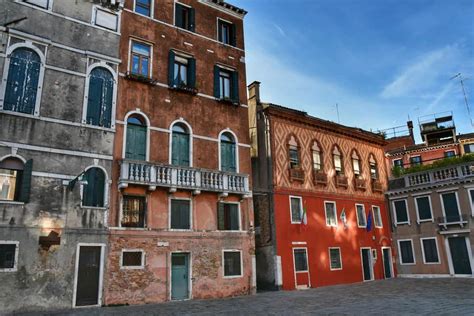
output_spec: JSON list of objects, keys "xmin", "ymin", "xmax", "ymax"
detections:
[
  {"xmin": 355, "ymin": 203, "xmax": 367, "ymax": 228},
  {"xmin": 324, "ymin": 201, "xmax": 338, "ymax": 227},
  {"xmin": 120, "ymin": 249, "xmax": 146, "ymax": 270},
  {"xmin": 328, "ymin": 247, "xmax": 342, "ymax": 271},
  {"xmin": 439, "ymin": 191, "xmax": 462, "ymax": 222},
  {"xmin": 397, "ymin": 238, "xmax": 416, "ymax": 265},
  {"xmin": 392, "ymin": 198, "xmax": 410, "ymax": 226},
  {"xmin": 420, "ymin": 237, "xmax": 441, "ymax": 265},
  {"xmin": 218, "ymin": 129, "xmax": 239, "ymax": 173},
  {"xmin": 414, "ymin": 194, "xmax": 433, "ymax": 224},
  {"xmin": 79, "ymin": 165, "xmax": 109, "ymax": 210},
  {"xmin": 0, "ymin": 240, "xmax": 19, "ymax": 272},
  {"xmin": 128, "ymin": 38, "xmax": 153, "ymax": 78},
  {"xmin": 371, "ymin": 205, "xmax": 383, "ymax": 228},
  {"xmin": 91, "ymin": 4, "xmax": 121, "ymax": 32},
  {"xmin": 168, "ymin": 118, "xmax": 194, "ymax": 167},
  {"xmin": 222, "ymin": 249, "xmax": 243, "ymax": 279},
  {"xmin": 168, "ymin": 197, "xmax": 193, "ymax": 231}
]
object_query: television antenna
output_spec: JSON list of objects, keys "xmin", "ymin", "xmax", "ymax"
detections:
[{"xmin": 450, "ymin": 73, "xmax": 473, "ymax": 128}]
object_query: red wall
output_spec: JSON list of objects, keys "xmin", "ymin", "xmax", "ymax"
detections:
[{"xmin": 274, "ymin": 190, "xmax": 394, "ymax": 290}]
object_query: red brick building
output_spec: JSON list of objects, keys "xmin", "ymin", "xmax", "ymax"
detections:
[
  {"xmin": 249, "ymin": 82, "xmax": 395, "ymax": 290},
  {"xmin": 104, "ymin": 0, "xmax": 254, "ymax": 305}
]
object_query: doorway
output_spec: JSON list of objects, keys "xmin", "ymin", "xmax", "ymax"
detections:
[
  {"xmin": 382, "ymin": 247, "xmax": 393, "ymax": 279},
  {"xmin": 171, "ymin": 253, "xmax": 190, "ymax": 300},
  {"xmin": 360, "ymin": 247, "xmax": 373, "ymax": 281},
  {"xmin": 448, "ymin": 237, "xmax": 472, "ymax": 275},
  {"xmin": 74, "ymin": 244, "xmax": 104, "ymax": 307}
]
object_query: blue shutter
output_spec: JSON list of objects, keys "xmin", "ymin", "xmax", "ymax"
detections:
[
  {"xmin": 188, "ymin": 57, "xmax": 196, "ymax": 89},
  {"xmin": 231, "ymin": 71, "xmax": 239, "ymax": 104},
  {"xmin": 18, "ymin": 159, "xmax": 33, "ymax": 203},
  {"xmin": 168, "ymin": 50, "xmax": 176, "ymax": 87},
  {"xmin": 213, "ymin": 66, "xmax": 220, "ymax": 98}
]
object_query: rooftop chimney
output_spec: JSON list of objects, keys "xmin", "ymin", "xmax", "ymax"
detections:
[{"xmin": 248, "ymin": 81, "xmax": 261, "ymax": 104}]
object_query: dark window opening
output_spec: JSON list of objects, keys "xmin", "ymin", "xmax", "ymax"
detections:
[
  {"xmin": 0, "ymin": 243, "xmax": 17, "ymax": 270},
  {"xmin": 293, "ymin": 249, "xmax": 308, "ymax": 272},
  {"xmin": 122, "ymin": 251, "xmax": 143, "ymax": 267},
  {"xmin": 218, "ymin": 203, "xmax": 239, "ymax": 230},
  {"xmin": 121, "ymin": 196, "xmax": 146, "ymax": 228},
  {"xmin": 224, "ymin": 251, "xmax": 241, "ymax": 276},
  {"xmin": 171, "ymin": 199, "xmax": 191, "ymax": 230}
]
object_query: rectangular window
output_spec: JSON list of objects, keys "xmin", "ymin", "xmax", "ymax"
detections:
[
  {"xmin": 219, "ymin": 70, "xmax": 231, "ymax": 99},
  {"xmin": 121, "ymin": 196, "xmax": 146, "ymax": 228},
  {"xmin": 135, "ymin": 0, "xmax": 151, "ymax": 17},
  {"xmin": 93, "ymin": 8, "xmax": 118, "ymax": 31},
  {"xmin": 329, "ymin": 248, "xmax": 342, "ymax": 270},
  {"xmin": 444, "ymin": 150, "xmax": 456, "ymax": 158},
  {"xmin": 218, "ymin": 203, "xmax": 240, "ymax": 230},
  {"xmin": 325, "ymin": 201, "xmax": 337, "ymax": 227},
  {"xmin": 25, "ymin": 0, "xmax": 50, "ymax": 9},
  {"xmin": 372, "ymin": 205, "xmax": 383, "ymax": 228},
  {"xmin": 121, "ymin": 250, "xmax": 145, "ymax": 269},
  {"xmin": 440, "ymin": 192, "xmax": 460, "ymax": 222},
  {"xmin": 175, "ymin": 3, "xmax": 195, "ymax": 31},
  {"xmin": 131, "ymin": 41, "xmax": 151, "ymax": 77},
  {"xmin": 334, "ymin": 154, "xmax": 342, "ymax": 174},
  {"xmin": 289, "ymin": 146, "xmax": 299, "ymax": 169},
  {"xmin": 214, "ymin": 66, "xmax": 239, "ymax": 103},
  {"xmin": 421, "ymin": 238, "xmax": 440, "ymax": 264},
  {"xmin": 170, "ymin": 199, "xmax": 191, "ymax": 230},
  {"xmin": 356, "ymin": 204, "xmax": 367, "ymax": 228},
  {"xmin": 410, "ymin": 156, "xmax": 422, "ymax": 166},
  {"xmin": 0, "ymin": 242, "xmax": 19, "ymax": 272},
  {"xmin": 393, "ymin": 159, "xmax": 403, "ymax": 168},
  {"xmin": 415, "ymin": 196, "xmax": 432, "ymax": 222},
  {"xmin": 464, "ymin": 143, "xmax": 474, "ymax": 153},
  {"xmin": 370, "ymin": 163, "xmax": 378, "ymax": 179},
  {"xmin": 223, "ymin": 251, "xmax": 242, "ymax": 277},
  {"xmin": 293, "ymin": 248, "xmax": 308, "ymax": 272},
  {"xmin": 290, "ymin": 196, "xmax": 303, "ymax": 223},
  {"xmin": 352, "ymin": 158, "xmax": 360, "ymax": 177},
  {"xmin": 174, "ymin": 55, "xmax": 188, "ymax": 86},
  {"xmin": 393, "ymin": 199, "xmax": 409, "ymax": 225},
  {"xmin": 218, "ymin": 19, "xmax": 235, "ymax": 46},
  {"xmin": 312, "ymin": 150, "xmax": 321, "ymax": 170},
  {"xmin": 0, "ymin": 168, "xmax": 19, "ymax": 201},
  {"xmin": 398, "ymin": 239, "xmax": 415, "ymax": 264}
]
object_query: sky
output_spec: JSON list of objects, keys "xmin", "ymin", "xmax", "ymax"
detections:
[{"xmin": 233, "ymin": 0, "xmax": 474, "ymax": 142}]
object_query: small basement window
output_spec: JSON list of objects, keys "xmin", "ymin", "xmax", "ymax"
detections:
[
  {"xmin": 223, "ymin": 250, "xmax": 242, "ymax": 277},
  {"xmin": 121, "ymin": 250, "xmax": 144, "ymax": 269},
  {"xmin": 0, "ymin": 241, "xmax": 19, "ymax": 272}
]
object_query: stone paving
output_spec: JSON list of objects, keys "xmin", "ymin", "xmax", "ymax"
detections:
[{"xmin": 12, "ymin": 278, "xmax": 474, "ymax": 316}]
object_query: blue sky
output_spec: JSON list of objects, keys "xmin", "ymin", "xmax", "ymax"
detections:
[{"xmin": 233, "ymin": 0, "xmax": 474, "ymax": 141}]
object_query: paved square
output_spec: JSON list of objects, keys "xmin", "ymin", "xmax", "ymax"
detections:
[{"xmin": 15, "ymin": 278, "xmax": 474, "ymax": 315}]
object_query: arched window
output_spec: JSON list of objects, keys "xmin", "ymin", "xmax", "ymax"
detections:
[
  {"xmin": 125, "ymin": 115, "xmax": 147, "ymax": 161},
  {"xmin": 288, "ymin": 135, "xmax": 299, "ymax": 169},
  {"xmin": 333, "ymin": 146, "xmax": 343, "ymax": 175},
  {"xmin": 4, "ymin": 48, "xmax": 41, "ymax": 114},
  {"xmin": 220, "ymin": 132, "xmax": 236, "ymax": 172},
  {"xmin": 82, "ymin": 167, "xmax": 106, "ymax": 207},
  {"xmin": 171, "ymin": 123, "xmax": 190, "ymax": 166},
  {"xmin": 312, "ymin": 141, "xmax": 322, "ymax": 171},
  {"xmin": 352, "ymin": 150, "xmax": 361, "ymax": 178},
  {"xmin": 0, "ymin": 157, "xmax": 32, "ymax": 203},
  {"xmin": 86, "ymin": 67, "xmax": 114, "ymax": 128},
  {"xmin": 369, "ymin": 154, "xmax": 378, "ymax": 179}
]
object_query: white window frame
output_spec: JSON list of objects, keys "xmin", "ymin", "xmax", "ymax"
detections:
[
  {"xmin": 120, "ymin": 249, "xmax": 145, "ymax": 269},
  {"xmin": 79, "ymin": 165, "xmax": 109, "ymax": 210},
  {"xmin": 0, "ymin": 241, "xmax": 19, "ymax": 272},
  {"xmin": 440, "ymin": 191, "xmax": 462, "ymax": 221},
  {"xmin": 289, "ymin": 195, "xmax": 304, "ymax": 224},
  {"xmin": 169, "ymin": 197, "xmax": 193, "ymax": 231},
  {"xmin": 218, "ymin": 201, "xmax": 241, "ymax": 232},
  {"xmin": 420, "ymin": 237, "xmax": 440, "ymax": 265},
  {"xmin": 328, "ymin": 247, "xmax": 342, "ymax": 271},
  {"xmin": 133, "ymin": 0, "xmax": 154, "ymax": 18},
  {"xmin": 409, "ymin": 155, "xmax": 422, "ymax": 165},
  {"xmin": 414, "ymin": 195, "xmax": 433, "ymax": 224},
  {"xmin": 324, "ymin": 201, "xmax": 337, "ymax": 227},
  {"xmin": 23, "ymin": 0, "xmax": 53, "ymax": 10},
  {"xmin": 0, "ymin": 41, "xmax": 47, "ymax": 117},
  {"xmin": 292, "ymin": 247, "xmax": 309, "ymax": 273},
  {"xmin": 467, "ymin": 187, "xmax": 474, "ymax": 217},
  {"xmin": 397, "ymin": 239, "xmax": 416, "ymax": 265},
  {"xmin": 222, "ymin": 249, "xmax": 243, "ymax": 278},
  {"xmin": 392, "ymin": 199, "xmax": 410, "ymax": 226},
  {"xmin": 355, "ymin": 203, "xmax": 367, "ymax": 228},
  {"xmin": 372, "ymin": 205, "xmax": 383, "ymax": 228},
  {"xmin": 91, "ymin": 5, "xmax": 121, "ymax": 32},
  {"xmin": 127, "ymin": 38, "xmax": 153, "ymax": 78}
]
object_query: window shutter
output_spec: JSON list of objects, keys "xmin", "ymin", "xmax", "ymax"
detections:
[
  {"xmin": 18, "ymin": 159, "xmax": 33, "ymax": 203},
  {"xmin": 86, "ymin": 75, "xmax": 103, "ymax": 126},
  {"xmin": 221, "ymin": 142, "xmax": 228, "ymax": 171},
  {"xmin": 83, "ymin": 168, "xmax": 95, "ymax": 207},
  {"xmin": 230, "ymin": 23, "xmax": 237, "ymax": 46},
  {"xmin": 217, "ymin": 20, "xmax": 223, "ymax": 42},
  {"xmin": 175, "ymin": 4, "xmax": 183, "ymax": 27},
  {"xmin": 231, "ymin": 71, "xmax": 239, "ymax": 104},
  {"xmin": 171, "ymin": 133, "xmax": 179, "ymax": 165},
  {"xmin": 101, "ymin": 75, "xmax": 114, "ymax": 128},
  {"xmin": 188, "ymin": 57, "xmax": 196, "ymax": 89},
  {"xmin": 168, "ymin": 50, "xmax": 176, "ymax": 87},
  {"xmin": 189, "ymin": 7, "xmax": 195, "ymax": 32},
  {"xmin": 125, "ymin": 125, "xmax": 135, "ymax": 159},
  {"xmin": 126, "ymin": 125, "xmax": 146, "ymax": 161},
  {"xmin": 181, "ymin": 134, "xmax": 190, "ymax": 166},
  {"xmin": 229, "ymin": 142, "xmax": 236, "ymax": 172},
  {"xmin": 218, "ymin": 203, "xmax": 225, "ymax": 230},
  {"xmin": 213, "ymin": 65, "xmax": 220, "ymax": 98},
  {"xmin": 95, "ymin": 169, "xmax": 105, "ymax": 207}
]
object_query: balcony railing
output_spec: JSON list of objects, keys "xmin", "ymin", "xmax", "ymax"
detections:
[
  {"xmin": 389, "ymin": 162, "xmax": 474, "ymax": 190},
  {"xmin": 313, "ymin": 170, "xmax": 327, "ymax": 186},
  {"xmin": 119, "ymin": 160, "xmax": 251, "ymax": 196},
  {"xmin": 437, "ymin": 214, "xmax": 469, "ymax": 230}
]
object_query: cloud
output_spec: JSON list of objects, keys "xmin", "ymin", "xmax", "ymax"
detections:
[{"xmin": 272, "ymin": 23, "xmax": 286, "ymax": 37}]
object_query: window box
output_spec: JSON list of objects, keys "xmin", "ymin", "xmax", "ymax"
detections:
[
  {"xmin": 169, "ymin": 83, "xmax": 198, "ymax": 95},
  {"xmin": 313, "ymin": 170, "xmax": 327, "ymax": 186},
  {"xmin": 335, "ymin": 174, "xmax": 348, "ymax": 188},
  {"xmin": 354, "ymin": 178, "xmax": 366, "ymax": 191},
  {"xmin": 125, "ymin": 71, "xmax": 157, "ymax": 85},
  {"xmin": 371, "ymin": 179, "xmax": 383, "ymax": 193},
  {"xmin": 289, "ymin": 167, "xmax": 304, "ymax": 182}
]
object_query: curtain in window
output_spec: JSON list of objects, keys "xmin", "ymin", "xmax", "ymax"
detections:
[
  {"xmin": 86, "ymin": 67, "xmax": 114, "ymax": 128},
  {"xmin": 4, "ymin": 48, "xmax": 41, "ymax": 114},
  {"xmin": 82, "ymin": 167, "xmax": 105, "ymax": 207}
]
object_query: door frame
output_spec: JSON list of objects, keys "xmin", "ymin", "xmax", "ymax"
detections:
[
  {"xmin": 360, "ymin": 247, "xmax": 374, "ymax": 282},
  {"xmin": 169, "ymin": 251, "xmax": 192, "ymax": 301},
  {"xmin": 445, "ymin": 236, "xmax": 474, "ymax": 276},
  {"xmin": 292, "ymin": 246, "xmax": 311, "ymax": 289},
  {"xmin": 381, "ymin": 246, "xmax": 394, "ymax": 279},
  {"xmin": 72, "ymin": 243, "xmax": 106, "ymax": 308}
]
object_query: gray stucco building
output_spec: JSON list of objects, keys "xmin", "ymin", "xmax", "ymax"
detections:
[{"xmin": 0, "ymin": 0, "xmax": 121, "ymax": 312}]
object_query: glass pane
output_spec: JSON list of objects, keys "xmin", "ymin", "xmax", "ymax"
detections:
[
  {"xmin": 224, "ymin": 252, "xmax": 241, "ymax": 276},
  {"xmin": 290, "ymin": 198, "xmax": 302, "ymax": 222},
  {"xmin": 334, "ymin": 155, "xmax": 341, "ymax": 171},
  {"xmin": 330, "ymin": 249, "xmax": 341, "ymax": 269},
  {"xmin": 400, "ymin": 241, "xmax": 414, "ymax": 263},
  {"xmin": 0, "ymin": 169, "xmax": 18, "ymax": 201},
  {"xmin": 223, "ymin": 77, "xmax": 230, "ymax": 98},
  {"xmin": 416, "ymin": 197, "xmax": 432, "ymax": 221},
  {"xmin": 423, "ymin": 239, "xmax": 439, "ymax": 263},
  {"xmin": 373, "ymin": 206, "xmax": 382, "ymax": 227},
  {"xmin": 313, "ymin": 151, "xmax": 321, "ymax": 170},
  {"xmin": 140, "ymin": 57, "xmax": 149, "ymax": 77},
  {"xmin": 121, "ymin": 196, "xmax": 145, "ymax": 227},
  {"xmin": 174, "ymin": 62, "xmax": 179, "ymax": 82},
  {"xmin": 180, "ymin": 64, "xmax": 187, "ymax": 85},
  {"xmin": 132, "ymin": 42, "xmax": 150, "ymax": 56},
  {"xmin": 352, "ymin": 159, "xmax": 360, "ymax": 174},
  {"xmin": 0, "ymin": 244, "xmax": 16, "ymax": 269},
  {"xmin": 394, "ymin": 200, "xmax": 408, "ymax": 223},
  {"xmin": 293, "ymin": 249, "xmax": 308, "ymax": 272},
  {"xmin": 357, "ymin": 205, "xmax": 366, "ymax": 226},
  {"xmin": 325, "ymin": 203, "xmax": 336, "ymax": 226},
  {"xmin": 132, "ymin": 55, "xmax": 140, "ymax": 74}
]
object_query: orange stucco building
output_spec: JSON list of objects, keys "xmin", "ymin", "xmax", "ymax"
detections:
[
  {"xmin": 104, "ymin": 0, "xmax": 254, "ymax": 305},
  {"xmin": 249, "ymin": 82, "xmax": 395, "ymax": 290}
]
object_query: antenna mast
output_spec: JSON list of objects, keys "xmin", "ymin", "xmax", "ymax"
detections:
[
  {"xmin": 450, "ymin": 73, "xmax": 473, "ymax": 128},
  {"xmin": 336, "ymin": 103, "xmax": 340, "ymax": 124}
]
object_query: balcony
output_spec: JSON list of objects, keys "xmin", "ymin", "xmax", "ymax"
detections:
[
  {"xmin": 437, "ymin": 214, "xmax": 469, "ymax": 230},
  {"xmin": 335, "ymin": 174, "xmax": 348, "ymax": 188},
  {"xmin": 388, "ymin": 162, "xmax": 474, "ymax": 190},
  {"xmin": 371, "ymin": 179, "xmax": 383, "ymax": 193},
  {"xmin": 289, "ymin": 167, "xmax": 304, "ymax": 182},
  {"xmin": 313, "ymin": 170, "xmax": 328, "ymax": 186},
  {"xmin": 354, "ymin": 178, "xmax": 366, "ymax": 191},
  {"xmin": 119, "ymin": 160, "xmax": 251, "ymax": 196}
]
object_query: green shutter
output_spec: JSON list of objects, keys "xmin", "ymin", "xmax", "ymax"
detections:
[
  {"xmin": 217, "ymin": 20, "xmax": 223, "ymax": 42},
  {"xmin": 126, "ymin": 124, "xmax": 146, "ymax": 160},
  {"xmin": 231, "ymin": 71, "xmax": 239, "ymax": 104},
  {"xmin": 180, "ymin": 134, "xmax": 190, "ymax": 166},
  {"xmin": 229, "ymin": 142, "xmax": 236, "ymax": 172},
  {"xmin": 101, "ymin": 72, "xmax": 114, "ymax": 128},
  {"xmin": 83, "ymin": 168, "xmax": 95, "ymax": 207},
  {"xmin": 188, "ymin": 57, "xmax": 196, "ymax": 89},
  {"xmin": 230, "ymin": 23, "xmax": 237, "ymax": 46},
  {"xmin": 168, "ymin": 50, "xmax": 176, "ymax": 87},
  {"xmin": 86, "ymin": 76, "xmax": 103, "ymax": 126},
  {"xmin": 221, "ymin": 142, "xmax": 236, "ymax": 172},
  {"xmin": 229, "ymin": 204, "xmax": 239, "ymax": 230},
  {"xmin": 18, "ymin": 159, "xmax": 33, "ymax": 203},
  {"xmin": 175, "ymin": 4, "xmax": 183, "ymax": 27},
  {"xmin": 172, "ymin": 132, "xmax": 179, "ymax": 165},
  {"xmin": 189, "ymin": 7, "xmax": 195, "ymax": 32},
  {"xmin": 218, "ymin": 203, "xmax": 225, "ymax": 230},
  {"xmin": 213, "ymin": 65, "xmax": 220, "ymax": 98},
  {"xmin": 93, "ymin": 169, "xmax": 105, "ymax": 207}
]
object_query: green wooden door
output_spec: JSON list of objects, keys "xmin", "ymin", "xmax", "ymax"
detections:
[
  {"xmin": 449, "ymin": 237, "xmax": 472, "ymax": 275},
  {"xmin": 126, "ymin": 124, "xmax": 146, "ymax": 161},
  {"xmin": 171, "ymin": 253, "xmax": 189, "ymax": 300},
  {"xmin": 172, "ymin": 132, "xmax": 190, "ymax": 166}
]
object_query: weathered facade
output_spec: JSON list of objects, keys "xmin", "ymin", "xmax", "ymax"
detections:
[
  {"xmin": 249, "ymin": 82, "xmax": 395, "ymax": 291},
  {"xmin": 104, "ymin": 0, "xmax": 255, "ymax": 305},
  {"xmin": 0, "ymin": 0, "xmax": 121, "ymax": 312}
]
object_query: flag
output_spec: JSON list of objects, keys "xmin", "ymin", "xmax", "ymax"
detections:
[
  {"xmin": 301, "ymin": 206, "xmax": 307, "ymax": 225},
  {"xmin": 366, "ymin": 211, "xmax": 373, "ymax": 232},
  {"xmin": 340, "ymin": 208, "xmax": 347, "ymax": 229}
]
